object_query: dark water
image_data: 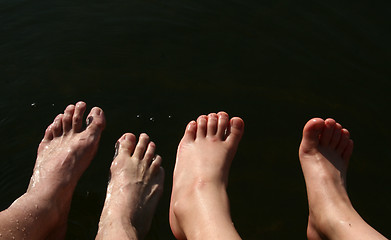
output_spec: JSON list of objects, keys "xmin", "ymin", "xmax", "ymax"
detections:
[{"xmin": 1, "ymin": 0, "xmax": 391, "ymax": 239}]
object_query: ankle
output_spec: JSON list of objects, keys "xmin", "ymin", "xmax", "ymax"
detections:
[{"xmin": 308, "ymin": 203, "xmax": 358, "ymax": 239}]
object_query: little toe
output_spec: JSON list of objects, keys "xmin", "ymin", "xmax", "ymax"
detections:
[
  {"xmin": 150, "ymin": 155, "xmax": 164, "ymax": 176},
  {"xmin": 85, "ymin": 107, "xmax": 106, "ymax": 134},
  {"xmin": 342, "ymin": 139, "xmax": 354, "ymax": 161},
  {"xmin": 196, "ymin": 115, "xmax": 207, "ymax": 138},
  {"xmin": 319, "ymin": 118, "xmax": 336, "ymax": 146},
  {"xmin": 300, "ymin": 118, "xmax": 325, "ymax": 153},
  {"xmin": 72, "ymin": 101, "xmax": 87, "ymax": 132},
  {"xmin": 329, "ymin": 123, "xmax": 343, "ymax": 149},
  {"xmin": 62, "ymin": 104, "xmax": 75, "ymax": 134},
  {"xmin": 43, "ymin": 123, "xmax": 54, "ymax": 141},
  {"xmin": 182, "ymin": 121, "xmax": 197, "ymax": 142},
  {"xmin": 143, "ymin": 141, "xmax": 157, "ymax": 167},
  {"xmin": 216, "ymin": 112, "xmax": 229, "ymax": 139},
  {"xmin": 206, "ymin": 113, "xmax": 218, "ymax": 137},
  {"xmin": 52, "ymin": 114, "xmax": 64, "ymax": 137},
  {"xmin": 133, "ymin": 133, "xmax": 150, "ymax": 160},
  {"xmin": 226, "ymin": 117, "xmax": 244, "ymax": 147},
  {"xmin": 336, "ymin": 129, "xmax": 350, "ymax": 154}
]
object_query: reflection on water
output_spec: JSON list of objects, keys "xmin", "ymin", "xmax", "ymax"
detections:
[{"xmin": 1, "ymin": 0, "xmax": 391, "ymax": 239}]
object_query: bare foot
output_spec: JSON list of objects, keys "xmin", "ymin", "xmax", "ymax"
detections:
[
  {"xmin": 96, "ymin": 133, "xmax": 164, "ymax": 240},
  {"xmin": 299, "ymin": 118, "xmax": 387, "ymax": 240},
  {"xmin": 0, "ymin": 101, "xmax": 105, "ymax": 240},
  {"xmin": 169, "ymin": 112, "xmax": 244, "ymax": 240}
]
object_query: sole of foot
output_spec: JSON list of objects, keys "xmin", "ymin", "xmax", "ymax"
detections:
[
  {"xmin": 96, "ymin": 133, "xmax": 164, "ymax": 240},
  {"xmin": 169, "ymin": 112, "xmax": 244, "ymax": 240}
]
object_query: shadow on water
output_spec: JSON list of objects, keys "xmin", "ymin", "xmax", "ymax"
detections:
[{"xmin": 1, "ymin": 0, "xmax": 391, "ymax": 239}]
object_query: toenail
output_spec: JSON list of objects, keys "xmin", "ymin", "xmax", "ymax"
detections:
[
  {"xmin": 86, "ymin": 116, "xmax": 93, "ymax": 126},
  {"xmin": 113, "ymin": 141, "xmax": 119, "ymax": 159}
]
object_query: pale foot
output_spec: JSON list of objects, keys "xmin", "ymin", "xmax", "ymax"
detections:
[
  {"xmin": 169, "ymin": 112, "xmax": 244, "ymax": 240},
  {"xmin": 96, "ymin": 133, "xmax": 164, "ymax": 240},
  {"xmin": 299, "ymin": 118, "xmax": 387, "ymax": 240},
  {"xmin": 0, "ymin": 101, "xmax": 105, "ymax": 240}
]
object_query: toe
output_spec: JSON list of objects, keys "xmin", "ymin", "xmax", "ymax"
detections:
[
  {"xmin": 62, "ymin": 104, "xmax": 75, "ymax": 134},
  {"xmin": 216, "ymin": 112, "xmax": 229, "ymax": 139},
  {"xmin": 143, "ymin": 141, "xmax": 156, "ymax": 167},
  {"xmin": 43, "ymin": 123, "xmax": 54, "ymax": 141},
  {"xmin": 319, "ymin": 118, "xmax": 336, "ymax": 146},
  {"xmin": 336, "ymin": 129, "xmax": 350, "ymax": 155},
  {"xmin": 85, "ymin": 107, "xmax": 106, "ymax": 134},
  {"xmin": 342, "ymin": 139, "xmax": 354, "ymax": 161},
  {"xmin": 300, "ymin": 118, "xmax": 325, "ymax": 154},
  {"xmin": 207, "ymin": 113, "xmax": 218, "ymax": 137},
  {"xmin": 196, "ymin": 115, "xmax": 207, "ymax": 138},
  {"xmin": 329, "ymin": 123, "xmax": 342, "ymax": 149},
  {"xmin": 225, "ymin": 117, "xmax": 244, "ymax": 147},
  {"xmin": 150, "ymin": 155, "xmax": 163, "ymax": 174},
  {"xmin": 72, "ymin": 101, "xmax": 87, "ymax": 132},
  {"xmin": 133, "ymin": 133, "xmax": 150, "ymax": 160},
  {"xmin": 117, "ymin": 133, "xmax": 137, "ymax": 156},
  {"xmin": 52, "ymin": 114, "xmax": 64, "ymax": 137},
  {"xmin": 182, "ymin": 121, "xmax": 197, "ymax": 142}
]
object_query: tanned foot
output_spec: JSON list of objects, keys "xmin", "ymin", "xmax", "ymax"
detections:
[
  {"xmin": 299, "ymin": 118, "xmax": 387, "ymax": 240},
  {"xmin": 0, "ymin": 101, "xmax": 105, "ymax": 240},
  {"xmin": 96, "ymin": 133, "xmax": 164, "ymax": 240},
  {"xmin": 169, "ymin": 112, "xmax": 244, "ymax": 240}
]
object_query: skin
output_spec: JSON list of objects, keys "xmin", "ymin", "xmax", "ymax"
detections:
[
  {"xmin": 0, "ymin": 101, "xmax": 106, "ymax": 240},
  {"xmin": 169, "ymin": 112, "xmax": 244, "ymax": 240},
  {"xmin": 299, "ymin": 118, "xmax": 388, "ymax": 240},
  {"xmin": 96, "ymin": 133, "xmax": 164, "ymax": 240}
]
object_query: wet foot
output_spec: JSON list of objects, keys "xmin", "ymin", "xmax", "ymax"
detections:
[
  {"xmin": 169, "ymin": 112, "xmax": 244, "ymax": 240},
  {"xmin": 299, "ymin": 118, "xmax": 387, "ymax": 240},
  {"xmin": 0, "ymin": 101, "xmax": 105, "ymax": 240},
  {"xmin": 96, "ymin": 133, "xmax": 164, "ymax": 240}
]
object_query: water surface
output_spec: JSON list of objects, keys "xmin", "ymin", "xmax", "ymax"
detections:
[{"xmin": 1, "ymin": 0, "xmax": 390, "ymax": 239}]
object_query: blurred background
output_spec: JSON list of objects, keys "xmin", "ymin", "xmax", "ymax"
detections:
[{"xmin": 1, "ymin": 0, "xmax": 390, "ymax": 239}]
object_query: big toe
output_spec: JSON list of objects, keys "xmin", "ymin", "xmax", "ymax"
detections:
[
  {"xmin": 113, "ymin": 133, "xmax": 137, "ymax": 166},
  {"xmin": 181, "ymin": 120, "xmax": 197, "ymax": 143},
  {"xmin": 300, "ymin": 118, "xmax": 325, "ymax": 154},
  {"xmin": 85, "ymin": 107, "xmax": 106, "ymax": 135}
]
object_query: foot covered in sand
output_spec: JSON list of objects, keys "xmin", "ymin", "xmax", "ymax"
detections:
[{"xmin": 96, "ymin": 133, "xmax": 164, "ymax": 240}]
